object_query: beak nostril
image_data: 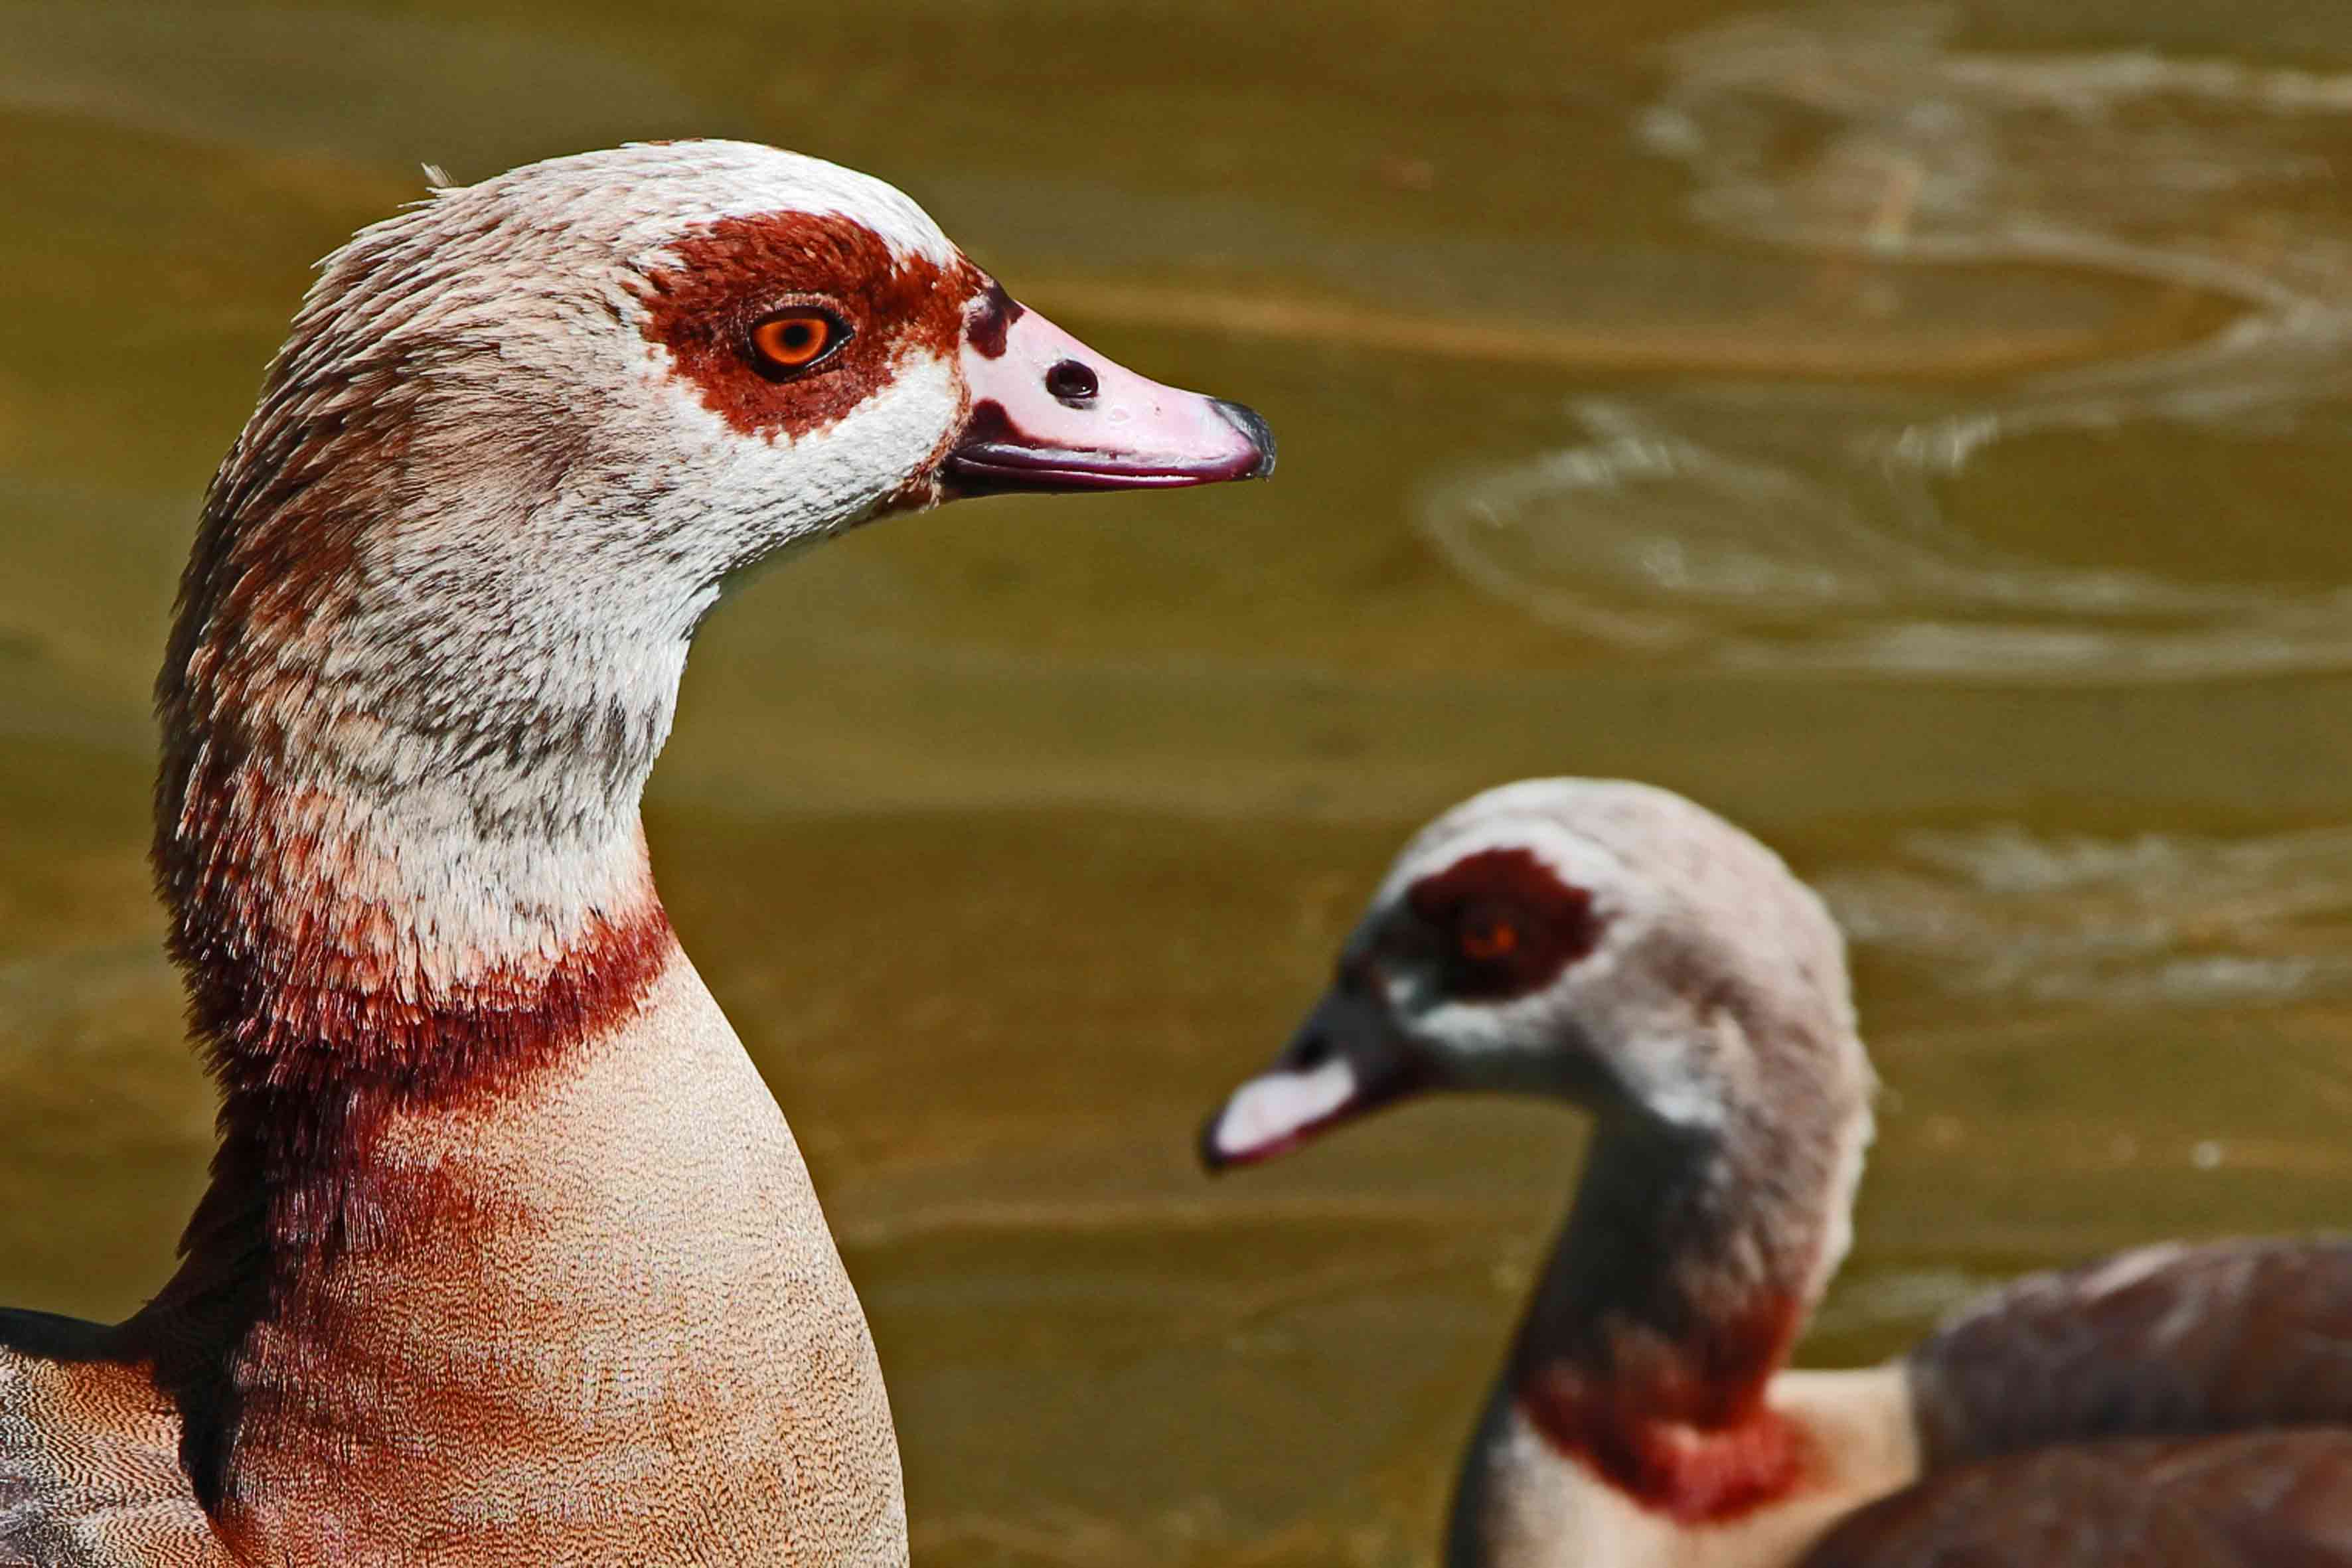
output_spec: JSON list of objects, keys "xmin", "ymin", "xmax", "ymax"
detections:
[{"xmin": 1044, "ymin": 358, "xmax": 1100, "ymax": 404}]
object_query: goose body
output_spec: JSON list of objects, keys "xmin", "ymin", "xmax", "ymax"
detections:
[
  {"xmin": 1, "ymin": 139, "xmax": 1272, "ymax": 1567},
  {"xmin": 1200, "ymin": 780, "xmax": 2352, "ymax": 1567}
]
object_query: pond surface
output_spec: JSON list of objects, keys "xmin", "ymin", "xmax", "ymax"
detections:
[{"xmin": 8, "ymin": 1, "xmax": 2352, "ymax": 1561}]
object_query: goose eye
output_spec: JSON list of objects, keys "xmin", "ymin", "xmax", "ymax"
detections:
[
  {"xmin": 1458, "ymin": 910, "xmax": 1520, "ymax": 963},
  {"xmin": 749, "ymin": 310, "xmax": 846, "ymax": 376}
]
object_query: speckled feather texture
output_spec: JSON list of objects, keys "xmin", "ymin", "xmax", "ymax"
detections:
[
  {"xmin": 1, "ymin": 1318, "xmax": 234, "ymax": 1567},
  {"xmin": 4, "ymin": 959, "xmax": 909, "ymax": 1568},
  {"xmin": 226, "ymin": 959, "xmax": 909, "ymax": 1565}
]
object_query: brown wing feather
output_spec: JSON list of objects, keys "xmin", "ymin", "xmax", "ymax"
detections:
[
  {"xmin": 1812, "ymin": 1241, "xmax": 2352, "ymax": 1565},
  {"xmin": 1803, "ymin": 1429, "xmax": 2352, "ymax": 1567},
  {"xmin": 1, "ymin": 1312, "xmax": 230, "ymax": 1568},
  {"xmin": 1908, "ymin": 1238, "xmax": 2352, "ymax": 1462}
]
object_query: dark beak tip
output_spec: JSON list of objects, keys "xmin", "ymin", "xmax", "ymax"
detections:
[
  {"xmin": 1196, "ymin": 1112, "xmax": 1234, "ymax": 1175},
  {"xmin": 1211, "ymin": 398, "xmax": 1277, "ymax": 479}
]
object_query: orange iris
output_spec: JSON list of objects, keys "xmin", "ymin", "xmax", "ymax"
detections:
[
  {"xmin": 750, "ymin": 312, "xmax": 837, "ymax": 372},
  {"xmin": 1460, "ymin": 917, "xmax": 1519, "ymax": 962}
]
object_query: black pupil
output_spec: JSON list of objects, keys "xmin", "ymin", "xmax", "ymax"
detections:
[{"xmin": 782, "ymin": 323, "xmax": 816, "ymax": 352}]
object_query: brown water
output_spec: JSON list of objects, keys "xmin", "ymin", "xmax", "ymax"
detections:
[{"xmin": 8, "ymin": 1, "xmax": 2352, "ymax": 1561}]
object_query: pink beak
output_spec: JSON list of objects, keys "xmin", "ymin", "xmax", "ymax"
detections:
[{"xmin": 945, "ymin": 288, "xmax": 1275, "ymax": 494}]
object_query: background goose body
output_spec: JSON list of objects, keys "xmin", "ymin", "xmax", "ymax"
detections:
[
  {"xmin": 0, "ymin": 139, "xmax": 1271, "ymax": 1567},
  {"xmin": 1200, "ymin": 779, "xmax": 2352, "ymax": 1567}
]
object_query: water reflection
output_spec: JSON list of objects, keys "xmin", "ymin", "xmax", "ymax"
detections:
[
  {"xmin": 1424, "ymin": 5, "xmax": 2352, "ymax": 678},
  {"xmin": 1824, "ymin": 823, "xmax": 2352, "ymax": 1008}
]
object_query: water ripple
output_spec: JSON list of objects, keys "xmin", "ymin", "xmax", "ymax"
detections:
[
  {"xmin": 1821, "ymin": 824, "xmax": 2352, "ymax": 1007},
  {"xmin": 1421, "ymin": 6, "xmax": 2352, "ymax": 680}
]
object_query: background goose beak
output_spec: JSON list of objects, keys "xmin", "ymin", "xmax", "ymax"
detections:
[
  {"xmin": 947, "ymin": 295, "xmax": 1275, "ymax": 495},
  {"xmin": 1198, "ymin": 988, "xmax": 1425, "ymax": 1172}
]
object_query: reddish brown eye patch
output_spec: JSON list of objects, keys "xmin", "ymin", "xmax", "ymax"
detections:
[
  {"xmin": 1406, "ymin": 848, "xmax": 1605, "ymax": 1001},
  {"xmin": 637, "ymin": 212, "xmax": 974, "ymax": 441},
  {"xmin": 748, "ymin": 309, "xmax": 846, "ymax": 376}
]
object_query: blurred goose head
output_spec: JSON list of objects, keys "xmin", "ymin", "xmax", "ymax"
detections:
[{"xmin": 1202, "ymin": 779, "xmax": 1867, "ymax": 1170}]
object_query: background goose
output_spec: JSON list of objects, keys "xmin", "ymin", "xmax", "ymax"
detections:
[
  {"xmin": 1201, "ymin": 779, "xmax": 2352, "ymax": 1567},
  {"xmin": 0, "ymin": 139, "xmax": 1271, "ymax": 1568}
]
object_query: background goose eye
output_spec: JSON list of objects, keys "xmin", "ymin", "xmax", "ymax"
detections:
[
  {"xmin": 1458, "ymin": 907, "xmax": 1521, "ymax": 963},
  {"xmin": 749, "ymin": 310, "xmax": 846, "ymax": 375}
]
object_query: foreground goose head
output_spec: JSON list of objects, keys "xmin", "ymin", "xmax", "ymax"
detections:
[
  {"xmin": 0, "ymin": 141, "xmax": 1269, "ymax": 1568},
  {"xmin": 160, "ymin": 139, "xmax": 1273, "ymax": 1075},
  {"xmin": 1202, "ymin": 781, "xmax": 2352, "ymax": 1567}
]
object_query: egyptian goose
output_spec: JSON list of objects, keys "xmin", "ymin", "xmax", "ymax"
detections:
[
  {"xmin": 0, "ymin": 139, "xmax": 1273, "ymax": 1567},
  {"xmin": 1200, "ymin": 779, "xmax": 2352, "ymax": 1567}
]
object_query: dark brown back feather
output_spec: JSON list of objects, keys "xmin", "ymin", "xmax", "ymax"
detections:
[
  {"xmin": 1801, "ymin": 1240, "xmax": 2352, "ymax": 1563},
  {"xmin": 1804, "ymin": 1429, "xmax": 2352, "ymax": 1567},
  {"xmin": 1909, "ymin": 1239, "xmax": 2352, "ymax": 1462}
]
